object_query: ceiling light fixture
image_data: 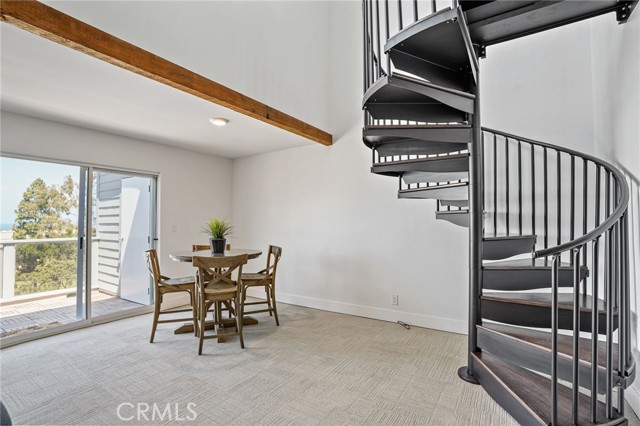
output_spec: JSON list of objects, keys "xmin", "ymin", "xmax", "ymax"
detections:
[{"xmin": 209, "ymin": 117, "xmax": 229, "ymax": 126}]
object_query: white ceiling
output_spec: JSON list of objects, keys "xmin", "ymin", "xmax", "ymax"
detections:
[{"xmin": 0, "ymin": 23, "xmax": 318, "ymax": 159}]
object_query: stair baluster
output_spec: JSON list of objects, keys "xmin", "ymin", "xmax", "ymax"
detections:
[{"xmin": 572, "ymin": 246, "xmax": 582, "ymax": 426}]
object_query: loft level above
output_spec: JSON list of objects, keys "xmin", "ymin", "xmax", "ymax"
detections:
[{"xmin": 460, "ymin": 0, "xmax": 637, "ymax": 50}]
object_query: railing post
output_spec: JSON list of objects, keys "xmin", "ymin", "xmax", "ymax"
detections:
[
  {"xmin": 606, "ymin": 226, "xmax": 614, "ymax": 418},
  {"xmin": 571, "ymin": 247, "xmax": 581, "ymax": 426},
  {"xmin": 591, "ymin": 237, "xmax": 600, "ymax": 422},
  {"xmin": 1, "ymin": 243, "xmax": 16, "ymax": 299},
  {"xmin": 551, "ymin": 254, "xmax": 560, "ymax": 426},
  {"xmin": 459, "ymin": 68, "xmax": 482, "ymax": 384}
]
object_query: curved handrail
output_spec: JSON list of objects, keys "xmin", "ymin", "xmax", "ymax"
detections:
[{"xmin": 482, "ymin": 127, "xmax": 630, "ymax": 258}]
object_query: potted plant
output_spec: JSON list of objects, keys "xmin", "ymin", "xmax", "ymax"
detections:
[{"xmin": 202, "ymin": 217, "xmax": 233, "ymax": 253}]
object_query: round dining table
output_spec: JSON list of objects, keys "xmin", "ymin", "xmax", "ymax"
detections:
[
  {"xmin": 169, "ymin": 248, "xmax": 263, "ymax": 336},
  {"xmin": 169, "ymin": 248, "xmax": 262, "ymax": 262}
]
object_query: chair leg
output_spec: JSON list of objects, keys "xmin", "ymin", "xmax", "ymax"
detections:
[
  {"xmin": 190, "ymin": 290, "xmax": 198, "ymax": 337},
  {"xmin": 215, "ymin": 301, "xmax": 221, "ymax": 330},
  {"xmin": 234, "ymin": 301, "xmax": 239, "ymax": 333},
  {"xmin": 265, "ymin": 286, "xmax": 273, "ymax": 316},
  {"xmin": 198, "ymin": 297, "xmax": 206, "ymax": 355},
  {"xmin": 237, "ymin": 293, "xmax": 245, "ymax": 349},
  {"xmin": 271, "ymin": 286, "xmax": 280, "ymax": 326},
  {"xmin": 150, "ymin": 292, "xmax": 161, "ymax": 343}
]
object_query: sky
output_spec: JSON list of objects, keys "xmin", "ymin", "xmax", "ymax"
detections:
[{"xmin": 0, "ymin": 157, "xmax": 80, "ymax": 230}]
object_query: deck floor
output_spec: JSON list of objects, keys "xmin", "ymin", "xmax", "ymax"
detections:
[{"xmin": 0, "ymin": 290, "xmax": 144, "ymax": 338}]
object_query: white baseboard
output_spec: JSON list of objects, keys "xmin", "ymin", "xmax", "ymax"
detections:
[
  {"xmin": 245, "ymin": 288, "xmax": 467, "ymax": 335},
  {"xmin": 626, "ymin": 385, "xmax": 640, "ymax": 419}
]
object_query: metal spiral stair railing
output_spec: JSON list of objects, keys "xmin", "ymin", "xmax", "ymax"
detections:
[
  {"xmin": 480, "ymin": 127, "xmax": 633, "ymax": 425},
  {"xmin": 362, "ymin": 1, "xmax": 636, "ymax": 425}
]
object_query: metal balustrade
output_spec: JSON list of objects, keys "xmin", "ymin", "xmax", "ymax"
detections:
[{"xmin": 482, "ymin": 128, "xmax": 632, "ymax": 422}]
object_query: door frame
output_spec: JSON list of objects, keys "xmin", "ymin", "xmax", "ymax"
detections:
[{"xmin": 87, "ymin": 167, "xmax": 158, "ymax": 316}]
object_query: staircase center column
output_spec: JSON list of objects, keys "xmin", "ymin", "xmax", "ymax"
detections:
[{"xmin": 459, "ymin": 68, "xmax": 483, "ymax": 383}]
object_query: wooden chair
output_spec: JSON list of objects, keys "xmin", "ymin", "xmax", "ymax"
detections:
[
  {"xmin": 241, "ymin": 245, "xmax": 282, "ymax": 326},
  {"xmin": 192, "ymin": 244, "xmax": 233, "ymax": 319},
  {"xmin": 146, "ymin": 249, "xmax": 197, "ymax": 343},
  {"xmin": 193, "ymin": 254, "xmax": 248, "ymax": 355}
]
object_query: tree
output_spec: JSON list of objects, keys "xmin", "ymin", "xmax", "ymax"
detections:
[
  {"xmin": 12, "ymin": 176, "xmax": 78, "ymax": 295},
  {"xmin": 12, "ymin": 176, "xmax": 77, "ymax": 239}
]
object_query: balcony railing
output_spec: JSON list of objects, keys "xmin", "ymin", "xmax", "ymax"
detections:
[{"xmin": 0, "ymin": 237, "xmax": 106, "ymax": 303}]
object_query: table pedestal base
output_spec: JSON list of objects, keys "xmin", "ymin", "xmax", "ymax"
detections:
[{"xmin": 173, "ymin": 316, "xmax": 258, "ymax": 334}]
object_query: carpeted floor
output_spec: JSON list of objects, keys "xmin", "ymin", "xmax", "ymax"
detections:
[{"xmin": 1, "ymin": 302, "xmax": 638, "ymax": 425}]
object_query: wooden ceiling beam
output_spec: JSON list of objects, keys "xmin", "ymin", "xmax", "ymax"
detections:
[{"xmin": 0, "ymin": 0, "xmax": 333, "ymax": 146}]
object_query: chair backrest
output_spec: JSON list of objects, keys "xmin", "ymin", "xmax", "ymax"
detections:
[
  {"xmin": 192, "ymin": 254, "xmax": 248, "ymax": 293},
  {"xmin": 145, "ymin": 249, "xmax": 161, "ymax": 287},
  {"xmin": 265, "ymin": 245, "xmax": 283, "ymax": 280}
]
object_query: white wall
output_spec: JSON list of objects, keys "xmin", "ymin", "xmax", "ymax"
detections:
[
  {"xmin": 44, "ymin": 0, "xmax": 332, "ymax": 132},
  {"xmin": 589, "ymin": 10, "xmax": 640, "ymax": 413},
  {"xmin": 0, "ymin": 111, "xmax": 234, "ymax": 305},
  {"xmin": 232, "ymin": 1, "xmax": 469, "ymax": 334},
  {"xmin": 590, "ymin": 12, "xmax": 640, "ymax": 175},
  {"xmin": 481, "ymin": 21, "xmax": 596, "ymax": 154}
]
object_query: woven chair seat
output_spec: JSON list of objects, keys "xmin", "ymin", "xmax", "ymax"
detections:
[
  {"xmin": 241, "ymin": 273, "xmax": 268, "ymax": 281},
  {"xmin": 160, "ymin": 276, "xmax": 195, "ymax": 286},
  {"xmin": 204, "ymin": 282, "xmax": 237, "ymax": 294}
]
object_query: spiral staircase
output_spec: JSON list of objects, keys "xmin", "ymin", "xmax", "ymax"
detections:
[{"xmin": 362, "ymin": 1, "xmax": 637, "ymax": 425}]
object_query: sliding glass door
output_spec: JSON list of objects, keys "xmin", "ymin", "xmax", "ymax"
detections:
[
  {"xmin": 0, "ymin": 156, "xmax": 157, "ymax": 345},
  {"xmin": 0, "ymin": 157, "xmax": 86, "ymax": 339}
]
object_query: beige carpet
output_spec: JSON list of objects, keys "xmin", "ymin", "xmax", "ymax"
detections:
[{"xmin": 1, "ymin": 302, "xmax": 638, "ymax": 426}]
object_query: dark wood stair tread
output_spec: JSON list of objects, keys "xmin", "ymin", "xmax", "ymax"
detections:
[
  {"xmin": 472, "ymin": 351, "xmax": 619, "ymax": 426},
  {"xmin": 481, "ymin": 322, "xmax": 616, "ymax": 371},
  {"xmin": 401, "ymin": 181, "xmax": 468, "ymax": 191},
  {"xmin": 399, "ymin": 181, "xmax": 469, "ymax": 201},
  {"xmin": 482, "ymin": 235, "xmax": 537, "ymax": 261},
  {"xmin": 481, "ymin": 292, "xmax": 615, "ymax": 315},
  {"xmin": 436, "ymin": 210, "xmax": 469, "ymax": 227},
  {"xmin": 482, "ymin": 259, "xmax": 590, "ymax": 290},
  {"xmin": 387, "ymin": 73, "xmax": 476, "ymax": 99},
  {"xmin": 371, "ymin": 153, "xmax": 469, "ymax": 177},
  {"xmin": 484, "ymin": 234, "xmax": 537, "ymax": 242},
  {"xmin": 484, "ymin": 258, "xmax": 584, "ymax": 270},
  {"xmin": 384, "ymin": 7, "xmax": 478, "ymax": 88},
  {"xmin": 362, "ymin": 125, "xmax": 472, "ymax": 149},
  {"xmin": 462, "ymin": 0, "xmax": 626, "ymax": 46},
  {"xmin": 362, "ymin": 74, "xmax": 474, "ymax": 122}
]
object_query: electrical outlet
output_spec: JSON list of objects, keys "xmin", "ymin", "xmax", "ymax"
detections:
[{"xmin": 391, "ymin": 294, "xmax": 399, "ymax": 306}]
